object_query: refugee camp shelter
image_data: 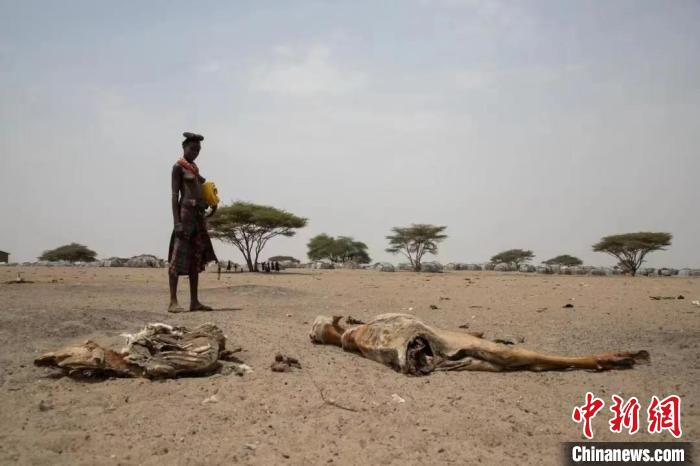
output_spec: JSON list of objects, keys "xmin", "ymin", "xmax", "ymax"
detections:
[{"xmin": 0, "ymin": 251, "xmax": 9, "ymax": 263}]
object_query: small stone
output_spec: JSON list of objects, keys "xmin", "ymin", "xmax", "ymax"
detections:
[{"xmin": 38, "ymin": 400, "xmax": 53, "ymax": 412}]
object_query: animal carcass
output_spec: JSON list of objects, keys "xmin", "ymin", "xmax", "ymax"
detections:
[
  {"xmin": 35, "ymin": 323, "xmax": 248, "ymax": 378},
  {"xmin": 310, "ymin": 313, "xmax": 649, "ymax": 375}
]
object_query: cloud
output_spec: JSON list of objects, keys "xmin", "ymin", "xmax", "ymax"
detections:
[
  {"xmin": 453, "ymin": 69, "xmax": 497, "ymax": 90},
  {"xmin": 250, "ymin": 45, "xmax": 368, "ymax": 95},
  {"xmin": 195, "ymin": 61, "xmax": 223, "ymax": 74},
  {"xmin": 419, "ymin": 0, "xmax": 538, "ymax": 49},
  {"xmin": 450, "ymin": 62, "xmax": 587, "ymax": 93},
  {"xmin": 418, "ymin": 0, "xmax": 491, "ymax": 7}
]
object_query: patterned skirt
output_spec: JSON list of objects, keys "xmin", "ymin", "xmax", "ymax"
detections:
[{"xmin": 168, "ymin": 205, "xmax": 218, "ymax": 276}]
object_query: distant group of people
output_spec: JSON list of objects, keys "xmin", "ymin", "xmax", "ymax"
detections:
[
  {"xmin": 259, "ymin": 261, "xmax": 280, "ymax": 273},
  {"xmin": 217, "ymin": 260, "xmax": 241, "ymax": 275},
  {"xmin": 216, "ymin": 260, "xmax": 281, "ymax": 274}
]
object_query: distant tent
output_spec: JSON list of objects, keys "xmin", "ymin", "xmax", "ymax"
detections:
[{"xmin": 0, "ymin": 251, "xmax": 9, "ymax": 263}]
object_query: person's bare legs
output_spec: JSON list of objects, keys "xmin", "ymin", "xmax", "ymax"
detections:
[
  {"xmin": 168, "ymin": 273, "xmax": 185, "ymax": 312},
  {"xmin": 189, "ymin": 271, "xmax": 212, "ymax": 311}
]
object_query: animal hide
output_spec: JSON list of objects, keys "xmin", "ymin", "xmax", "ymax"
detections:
[
  {"xmin": 310, "ymin": 313, "xmax": 649, "ymax": 375},
  {"xmin": 35, "ymin": 323, "xmax": 248, "ymax": 378}
]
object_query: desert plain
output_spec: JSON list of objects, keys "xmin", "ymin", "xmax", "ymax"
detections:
[{"xmin": 0, "ymin": 266, "xmax": 698, "ymax": 465}]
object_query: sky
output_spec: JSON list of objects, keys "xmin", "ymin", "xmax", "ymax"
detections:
[{"xmin": 0, "ymin": 0, "xmax": 698, "ymax": 267}]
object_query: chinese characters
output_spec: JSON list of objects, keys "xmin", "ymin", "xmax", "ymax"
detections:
[{"xmin": 572, "ymin": 393, "xmax": 681, "ymax": 439}]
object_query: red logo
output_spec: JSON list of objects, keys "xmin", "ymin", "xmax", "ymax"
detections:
[
  {"xmin": 572, "ymin": 393, "xmax": 682, "ymax": 439},
  {"xmin": 609, "ymin": 395, "xmax": 640, "ymax": 434},
  {"xmin": 572, "ymin": 392, "xmax": 606, "ymax": 439},
  {"xmin": 647, "ymin": 395, "xmax": 682, "ymax": 438}
]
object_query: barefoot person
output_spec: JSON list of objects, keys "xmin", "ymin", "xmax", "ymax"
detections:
[{"xmin": 168, "ymin": 132, "xmax": 218, "ymax": 312}]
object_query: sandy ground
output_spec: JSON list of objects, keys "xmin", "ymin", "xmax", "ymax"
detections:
[{"xmin": 0, "ymin": 266, "xmax": 698, "ymax": 465}]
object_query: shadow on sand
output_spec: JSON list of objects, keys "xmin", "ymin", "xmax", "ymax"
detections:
[
  {"xmin": 274, "ymin": 271, "xmax": 314, "ymax": 276},
  {"xmin": 188, "ymin": 307, "xmax": 242, "ymax": 313}
]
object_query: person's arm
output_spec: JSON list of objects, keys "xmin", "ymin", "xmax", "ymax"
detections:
[{"xmin": 171, "ymin": 165, "xmax": 183, "ymax": 234}]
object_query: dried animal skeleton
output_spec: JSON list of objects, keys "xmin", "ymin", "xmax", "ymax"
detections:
[{"xmin": 35, "ymin": 323, "xmax": 250, "ymax": 378}]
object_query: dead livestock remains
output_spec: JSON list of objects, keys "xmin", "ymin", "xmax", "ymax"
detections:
[
  {"xmin": 35, "ymin": 323, "xmax": 248, "ymax": 378},
  {"xmin": 310, "ymin": 313, "xmax": 649, "ymax": 375}
]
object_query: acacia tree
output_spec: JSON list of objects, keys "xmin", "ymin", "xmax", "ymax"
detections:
[
  {"xmin": 592, "ymin": 232, "xmax": 672, "ymax": 276},
  {"xmin": 543, "ymin": 254, "xmax": 582, "ymax": 266},
  {"xmin": 208, "ymin": 202, "xmax": 307, "ymax": 272},
  {"xmin": 307, "ymin": 234, "xmax": 335, "ymax": 262},
  {"xmin": 307, "ymin": 234, "xmax": 371, "ymax": 264},
  {"xmin": 490, "ymin": 249, "xmax": 534, "ymax": 269},
  {"xmin": 39, "ymin": 243, "xmax": 97, "ymax": 262},
  {"xmin": 385, "ymin": 224, "xmax": 447, "ymax": 272}
]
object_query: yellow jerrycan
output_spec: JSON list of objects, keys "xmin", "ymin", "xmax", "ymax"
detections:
[{"xmin": 201, "ymin": 181, "xmax": 220, "ymax": 208}]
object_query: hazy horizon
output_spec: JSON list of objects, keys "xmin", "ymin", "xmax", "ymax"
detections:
[{"xmin": 1, "ymin": 1, "xmax": 698, "ymax": 268}]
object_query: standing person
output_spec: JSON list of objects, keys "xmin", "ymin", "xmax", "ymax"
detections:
[
  {"xmin": 274, "ymin": 261, "xmax": 280, "ymax": 272},
  {"xmin": 168, "ymin": 132, "xmax": 218, "ymax": 313}
]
